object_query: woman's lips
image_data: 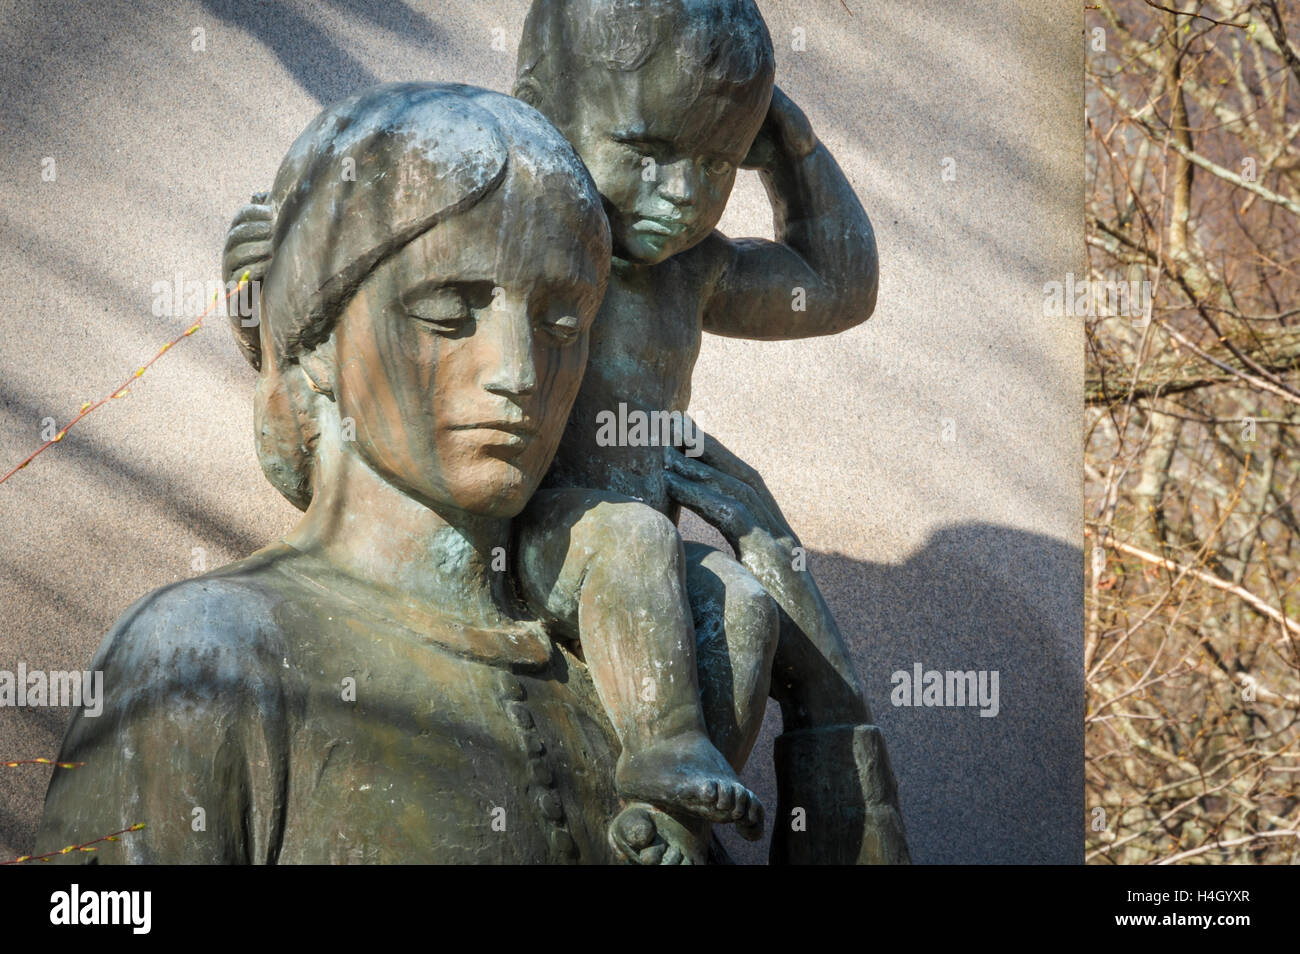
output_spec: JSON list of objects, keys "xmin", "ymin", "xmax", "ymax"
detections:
[{"xmin": 449, "ymin": 421, "xmax": 538, "ymax": 452}]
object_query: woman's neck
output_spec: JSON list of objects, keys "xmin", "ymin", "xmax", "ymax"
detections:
[{"xmin": 284, "ymin": 415, "xmax": 520, "ymax": 631}]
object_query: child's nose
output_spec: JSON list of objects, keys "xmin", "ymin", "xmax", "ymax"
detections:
[{"xmin": 657, "ymin": 159, "xmax": 698, "ymax": 207}]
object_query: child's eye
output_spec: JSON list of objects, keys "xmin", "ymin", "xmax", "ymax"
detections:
[
  {"xmin": 704, "ymin": 158, "xmax": 734, "ymax": 178},
  {"xmin": 406, "ymin": 289, "xmax": 471, "ymax": 334}
]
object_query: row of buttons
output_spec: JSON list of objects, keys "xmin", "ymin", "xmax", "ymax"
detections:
[{"xmin": 495, "ymin": 670, "xmax": 579, "ymax": 861}]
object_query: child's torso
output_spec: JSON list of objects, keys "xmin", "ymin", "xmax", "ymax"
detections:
[{"xmin": 545, "ymin": 251, "xmax": 711, "ymax": 513}]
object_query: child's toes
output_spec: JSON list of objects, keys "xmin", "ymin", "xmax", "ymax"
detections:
[
  {"xmin": 614, "ymin": 806, "xmax": 657, "ymax": 852},
  {"xmin": 610, "ymin": 805, "xmax": 660, "ymax": 863},
  {"xmin": 609, "ymin": 802, "xmax": 709, "ymax": 864},
  {"xmin": 638, "ymin": 843, "xmax": 669, "ymax": 864},
  {"xmin": 715, "ymin": 781, "xmax": 737, "ymax": 815},
  {"xmin": 737, "ymin": 796, "xmax": 765, "ymax": 841},
  {"xmin": 730, "ymin": 785, "xmax": 752, "ymax": 822},
  {"xmin": 698, "ymin": 779, "xmax": 720, "ymax": 807}
]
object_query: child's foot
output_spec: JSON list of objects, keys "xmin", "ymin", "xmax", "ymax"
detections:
[
  {"xmin": 608, "ymin": 803, "xmax": 706, "ymax": 865},
  {"xmin": 615, "ymin": 732, "xmax": 765, "ymax": 840}
]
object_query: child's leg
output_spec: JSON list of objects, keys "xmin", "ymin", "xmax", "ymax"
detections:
[
  {"xmin": 683, "ymin": 543, "xmax": 778, "ymax": 771},
  {"xmin": 516, "ymin": 488, "xmax": 762, "ymax": 836},
  {"xmin": 599, "ymin": 543, "xmax": 781, "ymax": 865}
]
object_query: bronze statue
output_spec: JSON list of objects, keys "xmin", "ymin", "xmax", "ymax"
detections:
[
  {"xmin": 37, "ymin": 83, "xmax": 629, "ymax": 863},
  {"xmin": 37, "ymin": 0, "xmax": 909, "ymax": 865}
]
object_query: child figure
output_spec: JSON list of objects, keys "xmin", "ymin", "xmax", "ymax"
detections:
[{"xmin": 510, "ymin": 0, "xmax": 908, "ymax": 863}]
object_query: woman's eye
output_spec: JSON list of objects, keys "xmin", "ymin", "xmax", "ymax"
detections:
[
  {"xmin": 541, "ymin": 314, "xmax": 581, "ymax": 344},
  {"xmin": 612, "ymin": 136, "xmax": 660, "ymax": 159},
  {"xmin": 704, "ymin": 158, "xmax": 734, "ymax": 178},
  {"xmin": 406, "ymin": 290, "xmax": 470, "ymax": 333}
]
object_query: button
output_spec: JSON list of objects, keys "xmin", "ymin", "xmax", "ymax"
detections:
[
  {"xmin": 536, "ymin": 791, "xmax": 564, "ymax": 821},
  {"xmin": 505, "ymin": 702, "xmax": 534, "ymax": 728},
  {"xmin": 528, "ymin": 759, "xmax": 553, "ymax": 786},
  {"xmin": 550, "ymin": 829, "xmax": 578, "ymax": 858},
  {"xmin": 494, "ymin": 672, "xmax": 525, "ymax": 700}
]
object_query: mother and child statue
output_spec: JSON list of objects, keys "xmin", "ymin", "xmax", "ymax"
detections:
[{"xmin": 36, "ymin": 0, "xmax": 910, "ymax": 865}]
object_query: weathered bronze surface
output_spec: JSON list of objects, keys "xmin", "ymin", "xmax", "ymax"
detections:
[
  {"xmin": 513, "ymin": 0, "xmax": 909, "ymax": 863},
  {"xmin": 36, "ymin": 0, "xmax": 909, "ymax": 865},
  {"xmin": 37, "ymin": 83, "xmax": 624, "ymax": 863}
]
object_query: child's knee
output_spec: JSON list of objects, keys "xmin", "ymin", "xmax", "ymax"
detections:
[
  {"xmin": 580, "ymin": 499, "xmax": 684, "ymax": 578},
  {"xmin": 733, "ymin": 572, "xmax": 779, "ymax": 649},
  {"xmin": 515, "ymin": 490, "xmax": 682, "ymax": 635},
  {"xmin": 723, "ymin": 568, "xmax": 779, "ymax": 664}
]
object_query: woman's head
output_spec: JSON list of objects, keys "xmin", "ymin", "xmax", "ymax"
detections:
[{"xmin": 230, "ymin": 83, "xmax": 611, "ymax": 518}]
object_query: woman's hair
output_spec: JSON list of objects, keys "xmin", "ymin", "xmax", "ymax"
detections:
[
  {"xmin": 514, "ymin": 0, "xmax": 775, "ymax": 127},
  {"xmin": 222, "ymin": 82, "xmax": 607, "ymax": 510}
]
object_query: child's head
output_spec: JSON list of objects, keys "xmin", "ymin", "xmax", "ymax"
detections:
[{"xmin": 516, "ymin": 0, "xmax": 775, "ymax": 264}]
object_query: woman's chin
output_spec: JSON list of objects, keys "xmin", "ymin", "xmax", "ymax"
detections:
[{"xmin": 445, "ymin": 466, "xmax": 537, "ymax": 519}]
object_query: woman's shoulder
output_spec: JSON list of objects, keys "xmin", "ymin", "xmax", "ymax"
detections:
[
  {"xmin": 93, "ymin": 543, "xmax": 304, "ymax": 700},
  {"xmin": 38, "ymin": 544, "xmax": 310, "ymax": 863}
]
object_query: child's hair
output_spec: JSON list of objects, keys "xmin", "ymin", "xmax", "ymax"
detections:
[
  {"xmin": 222, "ymin": 82, "xmax": 608, "ymax": 509},
  {"xmin": 514, "ymin": 0, "xmax": 775, "ymax": 128}
]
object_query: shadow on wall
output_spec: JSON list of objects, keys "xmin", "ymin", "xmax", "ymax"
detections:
[
  {"xmin": 195, "ymin": 0, "xmax": 446, "ymax": 107},
  {"xmin": 718, "ymin": 521, "xmax": 1083, "ymax": 866}
]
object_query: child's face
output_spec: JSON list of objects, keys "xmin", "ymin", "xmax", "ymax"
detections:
[{"xmin": 568, "ymin": 65, "xmax": 771, "ymax": 264}]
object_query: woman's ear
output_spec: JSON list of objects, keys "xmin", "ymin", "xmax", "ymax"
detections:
[{"xmin": 299, "ymin": 337, "xmax": 338, "ymax": 400}]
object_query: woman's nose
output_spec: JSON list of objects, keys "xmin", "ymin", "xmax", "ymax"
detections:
[{"xmin": 481, "ymin": 292, "xmax": 538, "ymax": 397}]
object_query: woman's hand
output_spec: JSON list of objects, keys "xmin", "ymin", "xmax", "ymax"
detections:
[
  {"xmin": 664, "ymin": 434, "xmax": 871, "ymax": 728},
  {"xmin": 222, "ymin": 192, "xmax": 274, "ymax": 368},
  {"xmin": 663, "ymin": 435, "xmax": 800, "ymax": 584},
  {"xmin": 222, "ymin": 191, "xmax": 274, "ymax": 287}
]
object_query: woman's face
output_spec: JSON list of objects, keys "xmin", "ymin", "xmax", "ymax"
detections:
[{"xmin": 329, "ymin": 175, "xmax": 606, "ymax": 519}]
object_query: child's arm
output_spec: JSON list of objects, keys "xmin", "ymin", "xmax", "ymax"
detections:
[{"xmin": 702, "ymin": 86, "xmax": 878, "ymax": 341}]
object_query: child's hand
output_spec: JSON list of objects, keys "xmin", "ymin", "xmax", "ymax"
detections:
[{"xmin": 741, "ymin": 86, "xmax": 817, "ymax": 171}]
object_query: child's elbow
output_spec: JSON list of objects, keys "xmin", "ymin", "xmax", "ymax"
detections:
[
  {"xmin": 835, "ymin": 227, "xmax": 879, "ymax": 329},
  {"xmin": 825, "ymin": 268, "xmax": 877, "ymax": 333}
]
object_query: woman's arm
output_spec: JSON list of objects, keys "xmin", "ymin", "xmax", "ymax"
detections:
[
  {"xmin": 663, "ymin": 438, "xmax": 870, "ymax": 729},
  {"xmin": 664, "ymin": 437, "xmax": 911, "ymax": 864}
]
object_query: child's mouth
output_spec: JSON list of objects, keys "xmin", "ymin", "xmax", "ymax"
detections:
[{"xmin": 634, "ymin": 218, "xmax": 683, "ymax": 237}]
